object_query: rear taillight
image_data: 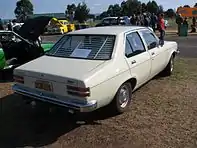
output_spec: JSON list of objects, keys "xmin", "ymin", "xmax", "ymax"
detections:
[
  {"xmin": 66, "ymin": 85, "xmax": 90, "ymax": 97},
  {"xmin": 14, "ymin": 75, "xmax": 24, "ymax": 83}
]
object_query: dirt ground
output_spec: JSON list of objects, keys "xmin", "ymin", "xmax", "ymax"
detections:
[{"xmin": 0, "ymin": 35, "xmax": 197, "ymax": 148}]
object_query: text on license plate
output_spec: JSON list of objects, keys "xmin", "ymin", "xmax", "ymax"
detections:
[{"xmin": 35, "ymin": 80, "xmax": 53, "ymax": 92}]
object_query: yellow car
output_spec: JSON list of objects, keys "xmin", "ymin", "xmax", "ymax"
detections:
[
  {"xmin": 59, "ymin": 20, "xmax": 75, "ymax": 32},
  {"xmin": 47, "ymin": 18, "xmax": 75, "ymax": 34}
]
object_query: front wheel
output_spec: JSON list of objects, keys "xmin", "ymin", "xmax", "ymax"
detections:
[{"xmin": 110, "ymin": 82, "xmax": 132, "ymax": 114}]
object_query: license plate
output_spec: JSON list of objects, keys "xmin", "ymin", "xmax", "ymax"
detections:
[{"xmin": 35, "ymin": 80, "xmax": 53, "ymax": 92}]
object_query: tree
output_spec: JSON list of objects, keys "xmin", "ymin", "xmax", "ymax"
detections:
[
  {"xmin": 165, "ymin": 9, "xmax": 175, "ymax": 18},
  {"xmin": 14, "ymin": 0, "xmax": 33, "ymax": 23},
  {"xmin": 99, "ymin": 11, "xmax": 109, "ymax": 19},
  {"xmin": 127, "ymin": 0, "xmax": 141, "ymax": 16},
  {"xmin": 74, "ymin": 2, "xmax": 90, "ymax": 23},
  {"xmin": 107, "ymin": 5, "xmax": 114, "ymax": 16},
  {"xmin": 147, "ymin": 1, "xmax": 159, "ymax": 14},
  {"xmin": 113, "ymin": 4, "xmax": 122, "ymax": 16},
  {"xmin": 65, "ymin": 4, "xmax": 76, "ymax": 22},
  {"xmin": 141, "ymin": 3, "xmax": 147, "ymax": 13},
  {"xmin": 184, "ymin": 5, "xmax": 190, "ymax": 7},
  {"xmin": 121, "ymin": 1, "xmax": 128, "ymax": 16},
  {"xmin": 194, "ymin": 3, "xmax": 197, "ymax": 7},
  {"xmin": 106, "ymin": 4, "xmax": 121, "ymax": 17},
  {"xmin": 158, "ymin": 5, "xmax": 164, "ymax": 13}
]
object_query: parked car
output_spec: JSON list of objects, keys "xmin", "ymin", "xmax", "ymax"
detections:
[
  {"xmin": 47, "ymin": 18, "xmax": 75, "ymax": 34},
  {"xmin": 95, "ymin": 17, "xmax": 131, "ymax": 27},
  {"xmin": 12, "ymin": 26, "xmax": 179, "ymax": 114},
  {"xmin": 0, "ymin": 16, "xmax": 54, "ymax": 71}
]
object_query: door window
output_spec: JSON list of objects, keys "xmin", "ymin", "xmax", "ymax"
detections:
[
  {"xmin": 141, "ymin": 30, "xmax": 159, "ymax": 50},
  {"xmin": 125, "ymin": 32, "xmax": 146, "ymax": 58}
]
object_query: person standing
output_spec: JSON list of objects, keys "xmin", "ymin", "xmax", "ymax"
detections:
[
  {"xmin": 7, "ymin": 20, "xmax": 13, "ymax": 31},
  {"xmin": 150, "ymin": 13, "xmax": 157, "ymax": 32},
  {"xmin": 191, "ymin": 17, "xmax": 196, "ymax": 33},
  {"xmin": 0, "ymin": 18, "xmax": 4, "ymax": 30},
  {"xmin": 130, "ymin": 14, "xmax": 137, "ymax": 25},
  {"xmin": 136, "ymin": 14, "xmax": 141, "ymax": 26},
  {"xmin": 176, "ymin": 14, "xmax": 183, "ymax": 36},
  {"xmin": 158, "ymin": 13, "xmax": 165, "ymax": 46}
]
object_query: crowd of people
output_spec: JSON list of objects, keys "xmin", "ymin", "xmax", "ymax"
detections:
[
  {"xmin": 129, "ymin": 12, "xmax": 159, "ymax": 32},
  {"xmin": 122, "ymin": 12, "xmax": 166, "ymax": 45},
  {"xmin": 176, "ymin": 14, "xmax": 196, "ymax": 35}
]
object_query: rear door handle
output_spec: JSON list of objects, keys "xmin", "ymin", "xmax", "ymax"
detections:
[
  {"xmin": 151, "ymin": 52, "xmax": 155, "ymax": 55},
  {"xmin": 131, "ymin": 60, "xmax": 136, "ymax": 64}
]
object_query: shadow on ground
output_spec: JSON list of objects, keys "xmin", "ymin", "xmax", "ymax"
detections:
[
  {"xmin": 0, "ymin": 68, "xmax": 14, "ymax": 83},
  {"xmin": 0, "ymin": 94, "xmax": 117, "ymax": 147}
]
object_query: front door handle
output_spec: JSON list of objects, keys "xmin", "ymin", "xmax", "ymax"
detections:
[
  {"xmin": 131, "ymin": 60, "xmax": 136, "ymax": 64},
  {"xmin": 151, "ymin": 52, "xmax": 155, "ymax": 55}
]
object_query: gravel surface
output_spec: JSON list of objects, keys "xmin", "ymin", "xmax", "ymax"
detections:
[{"xmin": 0, "ymin": 34, "xmax": 197, "ymax": 148}]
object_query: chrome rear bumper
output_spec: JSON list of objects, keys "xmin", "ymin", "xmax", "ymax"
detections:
[{"xmin": 12, "ymin": 84, "xmax": 97, "ymax": 112}]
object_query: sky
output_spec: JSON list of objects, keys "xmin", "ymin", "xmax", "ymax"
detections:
[{"xmin": 0, "ymin": 0, "xmax": 196, "ymax": 19}]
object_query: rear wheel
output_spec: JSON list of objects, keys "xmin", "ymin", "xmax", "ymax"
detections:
[
  {"xmin": 161, "ymin": 55, "xmax": 174, "ymax": 76},
  {"xmin": 111, "ymin": 82, "xmax": 132, "ymax": 114}
]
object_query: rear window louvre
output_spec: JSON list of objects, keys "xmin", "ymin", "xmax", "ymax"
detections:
[{"xmin": 46, "ymin": 35, "xmax": 115, "ymax": 60}]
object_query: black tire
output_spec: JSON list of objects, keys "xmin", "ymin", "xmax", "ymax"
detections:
[
  {"xmin": 162, "ymin": 55, "xmax": 174, "ymax": 76},
  {"xmin": 111, "ymin": 82, "xmax": 132, "ymax": 114}
]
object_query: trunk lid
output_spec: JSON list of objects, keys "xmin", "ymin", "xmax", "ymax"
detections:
[
  {"xmin": 18, "ymin": 16, "xmax": 52, "ymax": 41},
  {"xmin": 16, "ymin": 55, "xmax": 105, "ymax": 83}
]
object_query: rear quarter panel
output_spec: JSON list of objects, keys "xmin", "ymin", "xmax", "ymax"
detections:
[
  {"xmin": 164, "ymin": 41, "xmax": 178, "ymax": 63},
  {"xmin": 85, "ymin": 34, "xmax": 133, "ymax": 108}
]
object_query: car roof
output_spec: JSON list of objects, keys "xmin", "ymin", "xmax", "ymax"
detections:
[
  {"xmin": 68, "ymin": 26, "xmax": 146, "ymax": 35},
  {"xmin": 103, "ymin": 17, "xmax": 118, "ymax": 20},
  {"xmin": 0, "ymin": 30, "xmax": 13, "ymax": 33}
]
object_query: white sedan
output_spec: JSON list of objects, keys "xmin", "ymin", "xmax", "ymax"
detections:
[{"xmin": 12, "ymin": 26, "xmax": 179, "ymax": 114}]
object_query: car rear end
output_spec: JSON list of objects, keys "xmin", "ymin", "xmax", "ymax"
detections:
[
  {"xmin": 12, "ymin": 33, "xmax": 116, "ymax": 112},
  {"xmin": 13, "ymin": 71, "xmax": 96, "ymax": 112}
]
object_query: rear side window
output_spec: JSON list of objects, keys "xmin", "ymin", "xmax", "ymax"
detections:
[
  {"xmin": 141, "ymin": 30, "xmax": 158, "ymax": 49},
  {"xmin": 125, "ymin": 32, "xmax": 146, "ymax": 58},
  {"xmin": 46, "ymin": 35, "xmax": 116, "ymax": 60}
]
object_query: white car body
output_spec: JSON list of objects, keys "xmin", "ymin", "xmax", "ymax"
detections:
[{"xmin": 12, "ymin": 26, "xmax": 179, "ymax": 113}]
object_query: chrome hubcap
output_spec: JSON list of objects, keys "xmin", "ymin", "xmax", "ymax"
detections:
[{"xmin": 119, "ymin": 86, "xmax": 130, "ymax": 108}]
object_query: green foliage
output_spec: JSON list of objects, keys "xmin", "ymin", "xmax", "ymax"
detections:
[
  {"xmin": 99, "ymin": 11, "xmax": 109, "ymax": 19},
  {"xmin": 158, "ymin": 5, "xmax": 164, "ymax": 13},
  {"xmin": 99, "ymin": 0, "xmax": 165, "ymax": 19},
  {"xmin": 74, "ymin": 2, "xmax": 90, "ymax": 23},
  {"xmin": 141, "ymin": 3, "xmax": 147, "ymax": 13},
  {"xmin": 183, "ymin": 5, "xmax": 190, "ymax": 8},
  {"xmin": 14, "ymin": 0, "xmax": 33, "ymax": 22},
  {"xmin": 65, "ymin": 4, "xmax": 76, "ymax": 21},
  {"xmin": 165, "ymin": 9, "xmax": 176, "ymax": 18},
  {"xmin": 120, "ymin": 1, "xmax": 128, "ymax": 16},
  {"xmin": 147, "ymin": 1, "xmax": 159, "ymax": 14},
  {"xmin": 126, "ymin": 0, "xmax": 141, "ymax": 15},
  {"xmin": 107, "ymin": 4, "xmax": 121, "ymax": 17}
]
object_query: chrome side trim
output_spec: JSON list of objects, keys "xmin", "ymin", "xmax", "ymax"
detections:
[{"xmin": 12, "ymin": 84, "xmax": 97, "ymax": 112}]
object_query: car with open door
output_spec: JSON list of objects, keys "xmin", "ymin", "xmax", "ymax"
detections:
[
  {"xmin": 0, "ymin": 16, "xmax": 54, "ymax": 72},
  {"xmin": 12, "ymin": 26, "xmax": 179, "ymax": 114}
]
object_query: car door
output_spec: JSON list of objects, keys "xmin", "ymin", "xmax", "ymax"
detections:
[
  {"xmin": 124, "ymin": 31, "xmax": 151, "ymax": 86},
  {"xmin": 139, "ymin": 29, "xmax": 167, "ymax": 78}
]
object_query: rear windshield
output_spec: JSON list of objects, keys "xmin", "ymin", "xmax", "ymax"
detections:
[{"xmin": 46, "ymin": 35, "xmax": 116, "ymax": 60}]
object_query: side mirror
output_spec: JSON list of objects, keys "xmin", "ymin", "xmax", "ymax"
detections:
[{"xmin": 148, "ymin": 41, "xmax": 158, "ymax": 49}]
